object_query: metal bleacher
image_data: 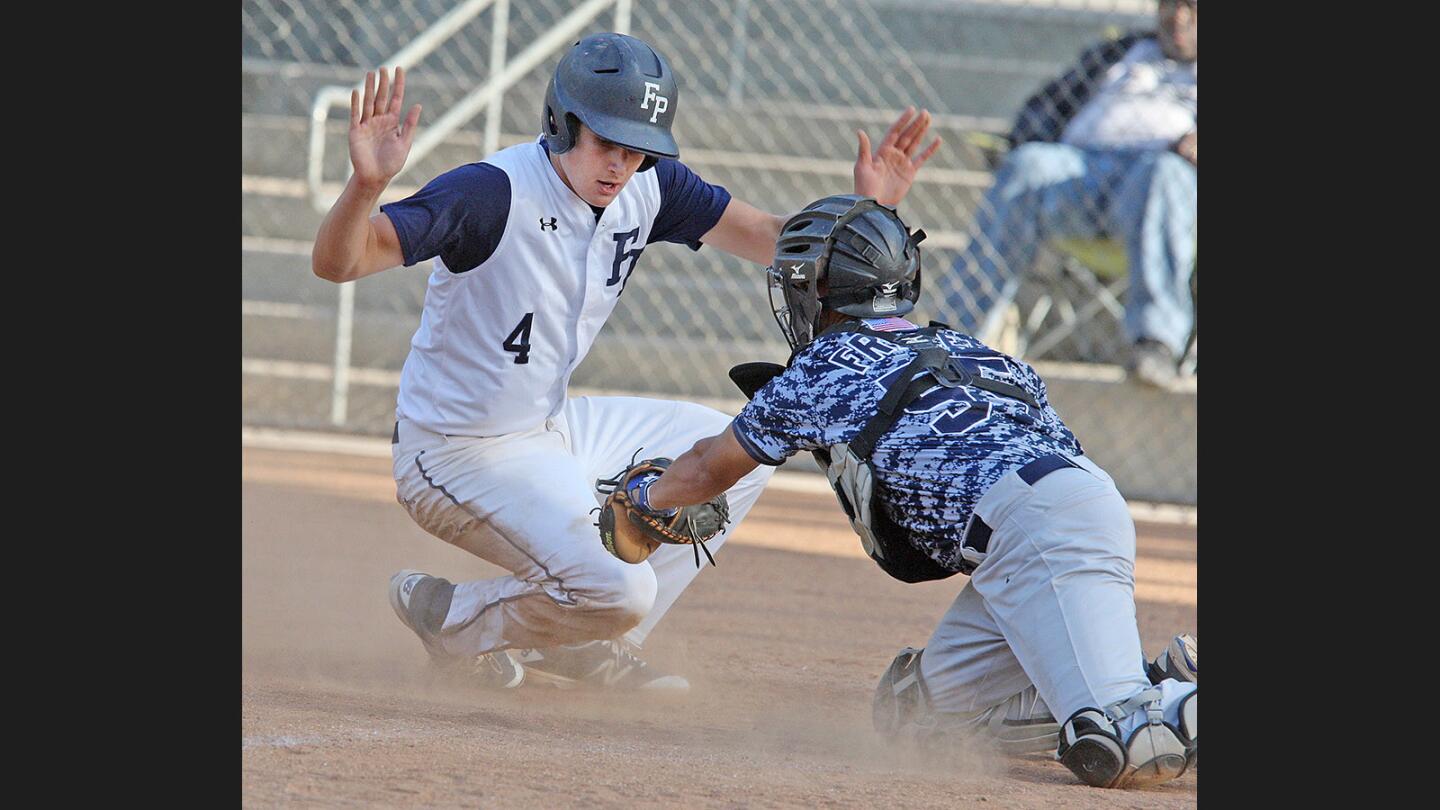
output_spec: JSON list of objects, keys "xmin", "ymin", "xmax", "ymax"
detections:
[{"xmin": 241, "ymin": 0, "xmax": 1194, "ymax": 505}]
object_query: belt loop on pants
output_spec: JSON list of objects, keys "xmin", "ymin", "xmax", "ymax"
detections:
[
  {"xmin": 1015, "ymin": 452, "xmax": 1080, "ymax": 486},
  {"xmin": 393, "ymin": 419, "xmax": 453, "ymax": 452},
  {"xmin": 961, "ymin": 453, "xmax": 1082, "ymax": 562}
]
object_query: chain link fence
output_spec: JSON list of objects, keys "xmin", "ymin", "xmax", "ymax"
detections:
[{"xmin": 242, "ymin": 0, "xmax": 1195, "ymax": 504}]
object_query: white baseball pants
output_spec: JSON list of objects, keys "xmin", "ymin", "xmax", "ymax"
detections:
[
  {"xmin": 918, "ymin": 455, "xmax": 1194, "ymax": 734},
  {"xmin": 392, "ymin": 396, "xmax": 773, "ymax": 656}
]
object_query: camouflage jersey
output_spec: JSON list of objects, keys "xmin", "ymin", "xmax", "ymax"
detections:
[{"xmin": 730, "ymin": 317, "xmax": 1084, "ymax": 572}]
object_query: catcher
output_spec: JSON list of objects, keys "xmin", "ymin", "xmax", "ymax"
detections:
[{"xmin": 600, "ymin": 195, "xmax": 1197, "ymax": 788}]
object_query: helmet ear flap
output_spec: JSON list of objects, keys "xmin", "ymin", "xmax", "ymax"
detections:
[
  {"xmin": 541, "ymin": 75, "xmax": 581, "ymax": 155},
  {"xmin": 562, "ymin": 112, "xmax": 581, "ymax": 153}
]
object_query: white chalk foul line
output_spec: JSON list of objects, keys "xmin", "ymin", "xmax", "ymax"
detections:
[{"xmin": 242, "ymin": 734, "xmax": 326, "ymax": 750}]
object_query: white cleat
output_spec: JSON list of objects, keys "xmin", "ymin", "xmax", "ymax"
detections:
[
  {"xmin": 388, "ymin": 569, "xmax": 524, "ymax": 689},
  {"xmin": 515, "ymin": 640, "xmax": 689, "ymax": 692}
]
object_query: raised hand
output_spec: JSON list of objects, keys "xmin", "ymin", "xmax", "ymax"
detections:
[
  {"xmin": 349, "ymin": 66, "xmax": 423, "ymax": 189},
  {"xmin": 1175, "ymin": 129, "xmax": 1197, "ymax": 167},
  {"xmin": 854, "ymin": 106, "xmax": 942, "ymax": 207}
]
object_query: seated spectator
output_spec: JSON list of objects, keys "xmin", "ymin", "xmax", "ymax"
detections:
[{"xmin": 941, "ymin": 0, "xmax": 1197, "ymax": 387}]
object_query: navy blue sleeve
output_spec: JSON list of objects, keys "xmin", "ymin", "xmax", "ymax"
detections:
[
  {"xmin": 647, "ymin": 159, "xmax": 732, "ymax": 250},
  {"xmin": 378, "ymin": 163, "xmax": 511, "ymax": 272},
  {"xmin": 730, "ymin": 346, "xmax": 838, "ymax": 464}
]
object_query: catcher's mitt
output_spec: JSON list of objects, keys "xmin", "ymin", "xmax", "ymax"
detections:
[{"xmin": 596, "ymin": 456, "xmax": 730, "ymax": 568}]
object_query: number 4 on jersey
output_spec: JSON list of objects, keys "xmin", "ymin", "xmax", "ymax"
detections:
[{"xmin": 502, "ymin": 313, "xmax": 534, "ymax": 364}]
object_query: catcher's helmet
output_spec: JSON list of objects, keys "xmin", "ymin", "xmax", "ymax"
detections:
[
  {"xmin": 542, "ymin": 33, "xmax": 679, "ymax": 172},
  {"xmin": 768, "ymin": 195, "xmax": 927, "ymax": 351}
]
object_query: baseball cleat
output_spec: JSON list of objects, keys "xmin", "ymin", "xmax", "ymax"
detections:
[
  {"xmin": 981, "ymin": 708, "xmax": 1062, "ymax": 755},
  {"xmin": 514, "ymin": 640, "xmax": 689, "ymax": 692},
  {"xmin": 388, "ymin": 570, "xmax": 524, "ymax": 689},
  {"xmin": 442, "ymin": 649, "xmax": 525, "ymax": 690},
  {"xmin": 1147, "ymin": 633, "xmax": 1197, "ymax": 685}
]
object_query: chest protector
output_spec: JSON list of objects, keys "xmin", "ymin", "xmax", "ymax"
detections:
[{"xmin": 813, "ymin": 322, "xmax": 1040, "ymax": 583}]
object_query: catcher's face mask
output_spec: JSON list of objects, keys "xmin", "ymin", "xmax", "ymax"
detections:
[{"xmin": 768, "ymin": 261, "xmax": 822, "ymax": 353}]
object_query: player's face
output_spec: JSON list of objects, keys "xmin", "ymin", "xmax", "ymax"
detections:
[
  {"xmin": 1158, "ymin": 0, "xmax": 1197, "ymax": 62},
  {"xmin": 553, "ymin": 125, "xmax": 647, "ymax": 207}
]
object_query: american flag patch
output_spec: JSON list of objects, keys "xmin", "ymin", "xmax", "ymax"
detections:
[{"xmin": 861, "ymin": 317, "xmax": 915, "ymax": 332}]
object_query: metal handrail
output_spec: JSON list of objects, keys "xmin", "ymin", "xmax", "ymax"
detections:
[
  {"xmin": 306, "ymin": 0, "xmax": 500, "ymax": 213},
  {"xmin": 306, "ymin": 0, "xmax": 628, "ymax": 213},
  {"xmin": 305, "ymin": 0, "xmax": 631, "ymax": 426},
  {"xmin": 407, "ymin": 0, "xmax": 623, "ymax": 170}
]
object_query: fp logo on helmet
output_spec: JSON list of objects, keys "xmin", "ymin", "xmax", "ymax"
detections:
[{"xmin": 641, "ymin": 82, "xmax": 669, "ymax": 123}]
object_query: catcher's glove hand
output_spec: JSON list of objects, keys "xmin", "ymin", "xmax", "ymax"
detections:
[{"xmin": 596, "ymin": 456, "xmax": 730, "ymax": 568}]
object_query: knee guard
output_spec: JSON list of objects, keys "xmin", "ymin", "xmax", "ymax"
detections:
[
  {"xmin": 1057, "ymin": 688, "xmax": 1196, "ymax": 789},
  {"xmin": 873, "ymin": 648, "xmax": 1059, "ymax": 755},
  {"xmin": 873, "ymin": 647, "xmax": 931, "ymax": 738}
]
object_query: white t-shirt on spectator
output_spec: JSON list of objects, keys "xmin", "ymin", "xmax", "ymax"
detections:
[{"xmin": 1060, "ymin": 39, "xmax": 1197, "ymax": 151}]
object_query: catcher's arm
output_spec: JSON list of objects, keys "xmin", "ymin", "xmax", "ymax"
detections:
[{"xmin": 646, "ymin": 426, "xmax": 760, "ymax": 512}]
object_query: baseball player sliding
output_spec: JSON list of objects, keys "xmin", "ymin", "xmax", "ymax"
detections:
[
  {"xmin": 609, "ymin": 195, "xmax": 1197, "ymax": 788},
  {"xmin": 310, "ymin": 33, "xmax": 940, "ymax": 692}
]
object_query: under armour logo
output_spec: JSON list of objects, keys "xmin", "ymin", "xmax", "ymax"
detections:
[
  {"xmin": 539, "ymin": 217, "xmax": 558, "ymax": 231},
  {"xmin": 641, "ymin": 82, "xmax": 669, "ymax": 124}
]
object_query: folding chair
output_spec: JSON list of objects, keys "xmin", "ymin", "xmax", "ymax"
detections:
[{"xmin": 964, "ymin": 132, "xmax": 1196, "ymax": 369}]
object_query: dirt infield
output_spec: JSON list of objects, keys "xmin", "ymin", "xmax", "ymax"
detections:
[{"xmin": 242, "ymin": 446, "xmax": 1196, "ymax": 808}]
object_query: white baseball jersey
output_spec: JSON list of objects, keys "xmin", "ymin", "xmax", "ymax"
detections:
[
  {"xmin": 1060, "ymin": 39, "xmax": 1197, "ymax": 151},
  {"xmin": 382, "ymin": 139, "xmax": 773, "ymax": 658},
  {"xmin": 380, "ymin": 138, "xmax": 730, "ymax": 437}
]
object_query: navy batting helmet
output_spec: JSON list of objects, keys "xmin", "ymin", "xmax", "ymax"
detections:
[
  {"xmin": 542, "ymin": 33, "xmax": 679, "ymax": 172},
  {"xmin": 768, "ymin": 195, "xmax": 927, "ymax": 351}
]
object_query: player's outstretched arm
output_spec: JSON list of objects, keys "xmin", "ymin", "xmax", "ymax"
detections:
[
  {"xmin": 646, "ymin": 428, "xmax": 760, "ymax": 511},
  {"xmin": 313, "ymin": 66, "xmax": 422, "ymax": 283},
  {"xmin": 854, "ymin": 106, "xmax": 942, "ymax": 207},
  {"xmin": 698, "ymin": 198, "xmax": 786, "ymax": 266}
]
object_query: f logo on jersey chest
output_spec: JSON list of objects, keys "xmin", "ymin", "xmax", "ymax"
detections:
[
  {"xmin": 539, "ymin": 216, "xmax": 558, "ymax": 232},
  {"xmin": 608, "ymin": 227, "xmax": 644, "ymax": 294}
]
